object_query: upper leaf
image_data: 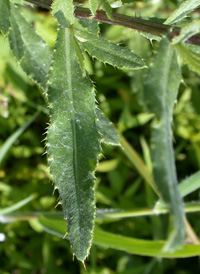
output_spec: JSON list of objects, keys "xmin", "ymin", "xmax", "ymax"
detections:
[
  {"xmin": 144, "ymin": 37, "xmax": 185, "ymax": 252},
  {"xmin": 172, "ymin": 19, "xmax": 200, "ymax": 44},
  {"xmin": 0, "ymin": 0, "xmax": 10, "ymax": 35},
  {"xmin": 165, "ymin": 0, "xmax": 200, "ymax": 25},
  {"xmin": 75, "ymin": 29, "xmax": 146, "ymax": 70},
  {"xmin": 9, "ymin": 4, "xmax": 51, "ymax": 89},
  {"xmin": 47, "ymin": 27, "xmax": 101, "ymax": 262},
  {"xmin": 52, "ymin": 0, "xmax": 75, "ymax": 27}
]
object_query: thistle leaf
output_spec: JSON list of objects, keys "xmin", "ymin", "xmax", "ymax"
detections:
[
  {"xmin": 165, "ymin": 0, "xmax": 200, "ymax": 25},
  {"xmin": 47, "ymin": 27, "xmax": 101, "ymax": 262},
  {"xmin": 175, "ymin": 43, "xmax": 200, "ymax": 75},
  {"xmin": 144, "ymin": 37, "xmax": 185, "ymax": 252},
  {"xmin": 75, "ymin": 29, "xmax": 146, "ymax": 70},
  {"xmin": 9, "ymin": 5, "xmax": 51, "ymax": 89},
  {"xmin": 51, "ymin": 0, "xmax": 74, "ymax": 27},
  {"xmin": 0, "ymin": 0, "xmax": 10, "ymax": 35}
]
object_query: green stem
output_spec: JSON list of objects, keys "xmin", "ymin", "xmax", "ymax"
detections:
[{"xmin": 25, "ymin": 0, "xmax": 200, "ymax": 47}]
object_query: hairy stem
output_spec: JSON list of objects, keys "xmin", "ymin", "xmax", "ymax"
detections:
[{"xmin": 25, "ymin": 0, "xmax": 200, "ymax": 47}]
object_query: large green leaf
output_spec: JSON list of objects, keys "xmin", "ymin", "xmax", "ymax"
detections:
[
  {"xmin": 9, "ymin": 4, "xmax": 51, "ymax": 88},
  {"xmin": 0, "ymin": 0, "xmax": 10, "ymax": 35},
  {"xmin": 144, "ymin": 37, "xmax": 185, "ymax": 252},
  {"xmin": 38, "ymin": 215, "xmax": 200, "ymax": 258},
  {"xmin": 75, "ymin": 29, "xmax": 146, "ymax": 70},
  {"xmin": 47, "ymin": 27, "xmax": 101, "ymax": 262},
  {"xmin": 165, "ymin": 0, "xmax": 200, "ymax": 25},
  {"xmin": 51, "ymin": 0, "xmax": 74, "ymax": 28}
]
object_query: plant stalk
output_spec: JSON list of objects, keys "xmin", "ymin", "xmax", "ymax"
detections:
[{"xmin": 24, "ymin": 0, "xmax": 200, "ymax": 47}]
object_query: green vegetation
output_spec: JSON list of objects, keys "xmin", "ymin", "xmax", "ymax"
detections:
[{"xmin": 0, "ymin": 0, "xmax": 200, "ymax": 272}]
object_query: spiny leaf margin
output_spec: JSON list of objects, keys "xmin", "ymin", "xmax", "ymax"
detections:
[{"xmin": 47, "ymin": 27, "xmax": 101, "ymax": 262}]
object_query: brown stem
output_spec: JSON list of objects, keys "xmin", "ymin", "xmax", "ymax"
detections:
[{"xmin": 25, "ymin": 0, "xmax": 200, "ymax": 47}]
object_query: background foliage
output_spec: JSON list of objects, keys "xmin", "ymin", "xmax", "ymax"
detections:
[{"xmin": 0, "ymin": 0, "xmax": 200, "ymax": 273}]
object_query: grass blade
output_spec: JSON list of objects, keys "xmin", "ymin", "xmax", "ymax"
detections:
[
  {"xmin": 38, "ymin": 215, "xmax": 200, "ymax": 258},
  {"xmin": 0, "ymin": 112, "xmax": 39, "ymax": 167},
  {"xmin": 0, "ymin": 195, "xmax": 36, "ymax": 216}
]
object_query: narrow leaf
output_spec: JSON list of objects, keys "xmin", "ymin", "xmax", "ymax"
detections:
[
  {"xmin": 172, "ymin": 19, "xmax": 200, "ymax": 44},
  {"xmin": 0, "ymin": 112, "xmax": 39, "ymax": 167},
  {"xmin": 165, "ymin": 0, "xmax": 200, "ymax": 25},
  {"xmin": 9, "ymin": 5, "xmax": 51, "ymax": 88},
  {"xmin": 0, "ymin": 0, "xmax": 10, "ymax": 35},
  {"xmin": 75, "ymin": 29, "xmax": 146, "ymax": 70},
  {"xmin": 96, "ymin": 108, "xmax": 120, "ymax": 146},
  {"xmin": 144, "ymin": 37, "xmax": 185, "ymax": 252},
  {"xmin": 38, "ymin": 215, "xmax": 200, "ymax": 258},
  {"xmin": 47, "ymin": 27, "xmax": 101, "ymax": 262},
  {"xmin": 0, "ymin": 194, "xmax": 36, "ymax": 216},
  {"xmin": 52, "ymin": 0, "xmax": 74, "ymax": 27},
  {"xmin": 89, "ymin": 0, "xmax": 99, "ymax": 16},
  {"xmin": 175, "ymin": 43, "xmax": 200, "ymax": 75}
]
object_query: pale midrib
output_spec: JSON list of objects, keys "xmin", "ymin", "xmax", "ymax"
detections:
[{"xmin": 65, "ymin": 29, "xmax": 81, "ymax": 241}]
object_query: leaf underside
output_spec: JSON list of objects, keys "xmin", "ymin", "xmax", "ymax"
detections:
[
  {"xmin": 144, "ymin": 37, "xmax": 185, "ymax": 252},
  {"xmin": 47, "ymin": 27, "xmax": 101, "ymax": 262}
]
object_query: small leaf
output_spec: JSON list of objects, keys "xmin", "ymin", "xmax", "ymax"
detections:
[
  {"xmin": 89, "ymin": 0, "xmax": 99, "ymax": 16},
  {"xmin": 47, "ymin": 27, "xmax": 101, "ymax": 262},
  {"xmin": 172, "ymin": 19, "xmax": 200, "ymax": 44},
  {"xmin": 165, "ymin": 0, "xmax": 200, "ymax": 25},
  {"xmin": 144, "ymin": 37, "xmax": 185, "ymax": 252},
  {"xmin": 75, "ymin": 29, "xmax": 146, "ymax": 70},
  {"xmin": 0, "ymin": 0, "xmax": 10, "ymax": 35},
  {"xmin": 9, "ymin": 5, "xmax": 51, "ymax": 88},
  {"xmin": 175, "ymin": 43, "xmax": 200, "ymax": 74},
  {"xmin": 100, "ymin": 0, "xmax": 113, "ymax": 20},
  {"xmin": 96, "ymin": 108, "xmax": 120, "ymax": 146},
  {"xmin": 52, "ymin": 0, "xmax": 74, "ymax": 27},
  {"xmin": 78, "ymin": 18, "xmax": 100, "ymax": 36}
]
